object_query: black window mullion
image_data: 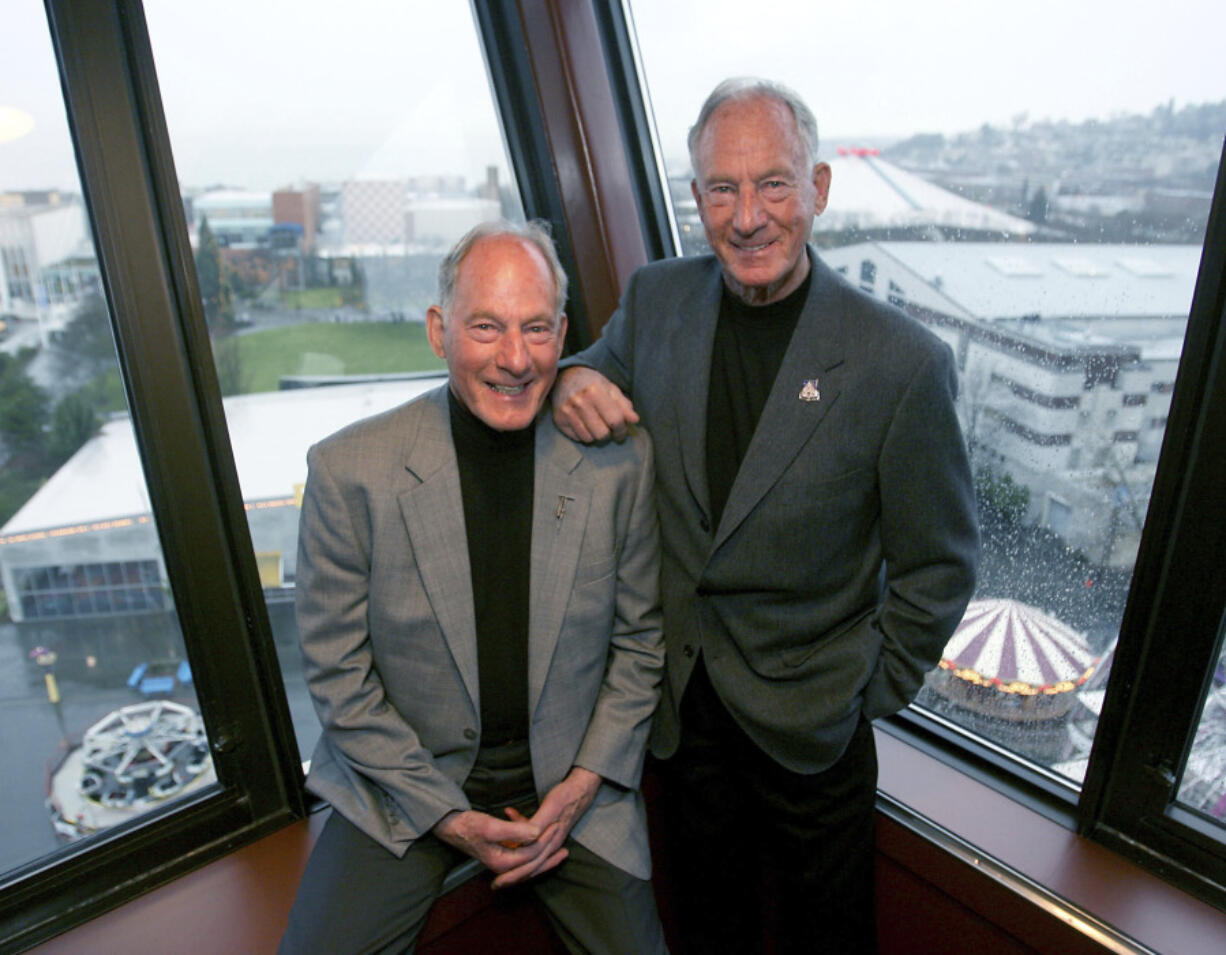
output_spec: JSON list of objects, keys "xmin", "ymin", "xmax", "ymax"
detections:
[
  {"xmin": 593, "ymin": 0, "xmax": 678, "ymax": 262},
  {"xmin": 472, "ymin": 0, "xmax": 595, "ymax": 352},
  {"xmin": 45, "ymin": 0, "xmax": 304, "ymax": 811}
]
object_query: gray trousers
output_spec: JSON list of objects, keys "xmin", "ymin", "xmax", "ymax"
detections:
[
  {"xmin": 279, "ymin": 811, "xmax": 666, "ymax": 955},
  {"xmin": 280, "ymin": 742, "xmax": 666, "ymax": 955}
]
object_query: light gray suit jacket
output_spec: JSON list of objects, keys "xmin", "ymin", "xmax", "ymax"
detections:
[
  {"xmin": 295, "ymin": 385, "xmax": 663, "ymax": 878},
  {"xmin": 566, "ymin": 249, "xmax": 978, "ymax": 774}
]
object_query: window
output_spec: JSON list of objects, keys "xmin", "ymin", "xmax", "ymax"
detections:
[
  {"xmin": 12, "ymin": 560, "xmax": 167, "ymax": 620},
  {"xmin": 860, "ymin": 258, "xmax": 877, "ymax": 287},
  {"xmin": 0, "ymin": 2, "xmax": 228, "ymax": 889},
  {"xmin": 622, "ymin": 0, "xmax": 1226, "ymax": 905}
]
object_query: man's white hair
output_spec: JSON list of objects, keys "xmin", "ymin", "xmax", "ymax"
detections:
[
  {"xmin": 687, "ymin": 77, "xmax": 820, "ymax": 174},
  {"xmin": 436, "ymin": 219, "xmax": 568, "ymax": 322}
]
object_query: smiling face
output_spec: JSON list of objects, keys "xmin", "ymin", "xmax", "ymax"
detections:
[
  {"xmin": 426, "ymin": 234, "xmax": 567, "ymax": 432},
  {"xmin": 691, "ymin": 95, "xmax": 831, "ymax": 306}
]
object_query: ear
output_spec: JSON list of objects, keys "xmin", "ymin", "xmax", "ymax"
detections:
[
  {"xmin": 426, "ymin": 305, "xmax": 447, "ymax": 360},
  {"xmin": 690, "ymin": 178, "xmax": 702, "ymax": 211},
  {"xmin": 812, "ymin": 162, "xmax": 832, "ymax": 216},
  {"xmin": 555, "ymin": 313, "xmax": 568, "ymax": 356}
]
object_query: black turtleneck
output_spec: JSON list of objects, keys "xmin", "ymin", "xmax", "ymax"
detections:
[
  {"xmin": 448, "ymin": 388, "xmax": 535, "ymax": 745},
  {"xmin": 705, "ymin": 268, "xmax": 812, "ymax": 529}
]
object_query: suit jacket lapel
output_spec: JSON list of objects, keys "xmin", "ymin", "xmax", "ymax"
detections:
[
  {"xmin": 397, "ymin": 388, "xmax": 481, "ymax": 709},
  {"xmin": 527, "ymin": 419, "xmax": 589, "ymax": 717},
  {"xmin": 672, "ymin": 263, "xmax": 724, "ymax": 520},
  {"xmin": 713, "ymin": 255, "xmax": 848, "ymax": 552}
]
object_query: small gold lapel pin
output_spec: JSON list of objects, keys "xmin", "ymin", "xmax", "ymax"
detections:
[{"xmin": 799, "ymin": 379, "xmax": 820, "ymax": 402}]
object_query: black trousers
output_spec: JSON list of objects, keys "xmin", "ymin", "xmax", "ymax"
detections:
[
  {"xmin": 656, "ymin": 658, "xmax": 878, "ymax": 955},
  {"xmin": 280, "ymin": 741, "xmax": 666, "ymax": 955}
]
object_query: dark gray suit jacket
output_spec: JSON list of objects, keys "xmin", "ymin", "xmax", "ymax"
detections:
[
  {"xmin": 295, "ymin": 386, "xmax": 664, "ymax": 878},
  {"xmin": 567, "ymin": 250, "xmax": 978, "ymax": 773}
]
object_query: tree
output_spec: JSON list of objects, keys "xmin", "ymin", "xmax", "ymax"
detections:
[
  {"xmin": 48, "ymin": 390, "xmax": 100, "ymax": 466},
  {"xmin": 974, "ymin": 463, "xmax": 1030, "ymax": 525},
  {"xmin": 213, "ymin": 336, "xmax": 250, "ymax": 396},
  {"xmin": 341, "ymin": 257, "xmax": 366, "ymax": 307},
  {"xmin": 0, "ymin": 349, "xmax": 50, "ymax": 460},
  {"xmin": 195, "ymin": 216, "xmax": 235, "ymax": 334},
  {"xmin": 1028, "ymin": 186, "xmax": 1049, "ymax": 225},
  {"xmin": 55, "ymin": 292, "xmax": 116, "ymax": 379}
]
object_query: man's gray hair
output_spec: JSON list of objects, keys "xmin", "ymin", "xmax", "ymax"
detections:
[
  {"xmin": 436, "ymin": 219, "xmax": 568, "ymax": 321},
  {"xmin": 687, "ymin": 77, "xmax": 820, "ymax": 174}
]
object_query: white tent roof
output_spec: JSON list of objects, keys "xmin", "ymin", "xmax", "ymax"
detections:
[
  {"xmin": 939, "ymin": 598, "xmax": 1098, "ymax": 693},
  {"xmin": 816, "ymin": 153, "xmax": 1036, "ymax": 236}
]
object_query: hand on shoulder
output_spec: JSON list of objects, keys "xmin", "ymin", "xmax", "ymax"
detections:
[{"xmin": 552, "ymin": 366, "xmax": 639, "ymax": 443}]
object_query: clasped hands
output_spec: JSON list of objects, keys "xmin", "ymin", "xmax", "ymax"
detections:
[{"xmin": 432, "ymin": 766, "xmax": 601, "ymax": 889}]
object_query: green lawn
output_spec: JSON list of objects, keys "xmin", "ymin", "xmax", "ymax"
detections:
[{"xmin": 227, "ymin": 321, "xmax": 445, "ymax": 393}]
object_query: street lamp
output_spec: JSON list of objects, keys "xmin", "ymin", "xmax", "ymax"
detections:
[{"xmin": 29, "ymin": 645, "xmax": 68, "ymax": 741}]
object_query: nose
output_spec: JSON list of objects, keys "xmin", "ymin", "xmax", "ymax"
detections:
[
  {"xmin": 497, "ymin": 329, "xmax": 531, "ymax": 376},
  {"xmin": 733, "ymin": 185, "xmax": 766, "ymax": 234}
]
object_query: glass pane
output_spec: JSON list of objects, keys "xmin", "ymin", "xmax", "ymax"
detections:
[
  {"xmin": 0, "ymin": 4, "xmax": 214, "ymax": 876},
  {"xmin": 1176, "ymin": 628, "xmax": 1226, "ymax": 823},
  {"xmin": 144, "ymin": 1, "xmax": 525, "ymax": 760},
  {"xmin": 626, "ymin": 0, "xmax": 1225, "ymax": 783}
]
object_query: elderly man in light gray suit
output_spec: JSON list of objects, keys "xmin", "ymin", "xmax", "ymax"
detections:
[
  {"xmin": 554, "ymin": 79, "xmax": 978, "ymax": 954},
  {"xmin": 281, "ymin": 220, "xmax": 667, "ymax": 955}
]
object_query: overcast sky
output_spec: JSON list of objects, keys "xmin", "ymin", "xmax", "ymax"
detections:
[
  {"xmin": 2, "ymin": 0, "xmax": 1223, "ymax": 194},
  {"xmin": 632, "ymin": 0, "xmax": 1226, "ymax": 168}
]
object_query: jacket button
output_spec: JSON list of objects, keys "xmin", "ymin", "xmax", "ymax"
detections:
[
  {"xmin": 699, "ymin": 517, "xmax": 711, "ymax": 532},
  {"xmin": 463, "ymin": 728, "xmax": 477, "ymax": 740},
  {"xmin": 683, "ymin": 645, "xmax": 695, "ymax": 658}
]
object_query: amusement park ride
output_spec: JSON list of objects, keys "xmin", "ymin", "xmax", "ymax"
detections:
[{"xmin": 40, "ymin": 654, "xmax": 215, "ymax": 843}]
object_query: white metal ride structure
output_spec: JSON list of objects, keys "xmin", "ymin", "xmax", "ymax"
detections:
[
  {"xmin": 78, "ymin": 701, "xmax": 210, "ymax": 807},
  {"xmin": 48, "ymin": 701, "xmax": 215, "ymax": 840}
]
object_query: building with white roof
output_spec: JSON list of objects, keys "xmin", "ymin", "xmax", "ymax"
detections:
[
  {"xmin": 0, "ymin": 377, "xmax": 443, "ymax": 641},
  {"xmin": 816, "ymin": 151, "xmax": 1036, "ymax": 238},
  {"xmin": 0, "ymin": 192, "xmax": 99, "ymax": 330},
  {"xmin": 670, "ymin": 152, "xmax": 1036, "ymax": 255},
  {"xmin": 339, "ymin": 179, "xmax": 499, "ymax": 251},
  {"xmin": 193, "ymin": 189, "xmax": 275, "ymax": 247},
  {"xmin": 820, "ymin": 241, "xmax": 1202, "ymax": 565}
]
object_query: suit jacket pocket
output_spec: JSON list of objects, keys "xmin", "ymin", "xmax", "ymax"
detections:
[
  {"xmin": 780, "ymin": 607, "xmax": 877, "ymax": 672},
  {"xmin": 572, "ymin": 553, "xmax": 616, "ymax": 588}
]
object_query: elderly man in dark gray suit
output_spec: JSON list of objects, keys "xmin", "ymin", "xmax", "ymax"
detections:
[
  {"xmin": 282, "ymin": 221, "xmax": 668, "ymax": 954},
  {"xmin": 553, "ymin": 78, "xmax": 979, "ymax": 954}
]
